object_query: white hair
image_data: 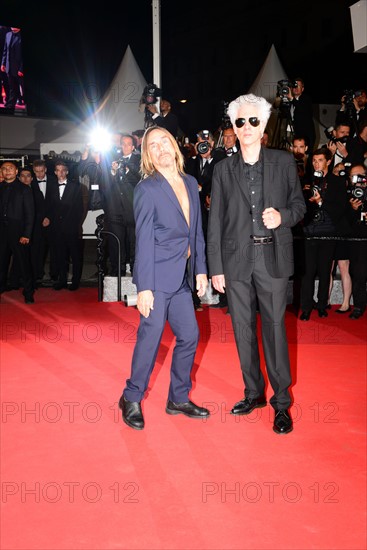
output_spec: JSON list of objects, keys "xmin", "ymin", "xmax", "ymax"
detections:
[{"xmin": 227, "ymin": 94, "xmax": 272, "ymax": 128}]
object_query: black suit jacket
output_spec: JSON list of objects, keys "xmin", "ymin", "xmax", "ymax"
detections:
[
  {"xmin": 153, "ymin": 111, "xmax": 178, "ymax": 138},
  {"xmin": 31, "ymin": 175, "xmax": 58, "ymax": 224},
  {"xmin": 0, "ymin": 178, "xmax": 34, "ymax": 238},
  {"xmin": 207, "ymin": 147, "xmax": 306, "ymax": 279},
  {"xmin": 102, "ymin": 153, "xmax": 141, "ymax": 224},
  {"xmin": 48, "ymin": 179, "xmax": 83, "ymax": 236},
  {"xmin": 292, "ymin": 93, "xmax": 316, "ymax": 149},
  {"xmin": 303, "ymin": 173, "xmax": 350, "ymax": 235},
  {"xmin": 1, "ymin": 30, "xmax": 23, "ymax": 75}
]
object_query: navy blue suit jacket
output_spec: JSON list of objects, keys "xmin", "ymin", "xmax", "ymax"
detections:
[{"xmin": 132, "ymin": 172, "xmax": 207, "ymax": 293}]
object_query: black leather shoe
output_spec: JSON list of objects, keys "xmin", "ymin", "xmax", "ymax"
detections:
[
  {"xmin": 231, "ymin": 396, "xmax": 267, "ymax": 416},
  {"xmin": 119, "ymin": 395, "xmax": 144, "ymax": 430},
  {"xmin": 273, "ymin": 409, "xmax": 293, "ymax": 434},
  {"xmin": 53, "ymin": 282, "xmax": 67, "ymax": 290},
  {"xmin": 68, "ymin": 283, "xmax": 79, "ymax": 291},
  {"xmin": 349, "ymin": 308, "xmax": 364, "ymax": 320},
  {"xmin": 24, "ymin": 294, "xmax": 35, "ymax": 304},
  {"xmin": 300, "ymin": 310, "xmax": 311, "ymax": 321},
  {"xmin": 335, "ymin": 307, "xmax": 351, "ymax": 314},
  {"xmin": 166, "ymin": 400, "xmax": 210, "ymax": 418},
  {"xmin": 318, "ymin": 309, "xmax": 328, "ymax": 318}
]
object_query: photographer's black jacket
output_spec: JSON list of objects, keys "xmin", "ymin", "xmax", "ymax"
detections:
[
  {"xmin": 102, "ymin": 154, "xmax": 141, "ymax": 225},
  {"xmin": 303, "ymin": 173, "xmax": 350, "ymax": 235}
]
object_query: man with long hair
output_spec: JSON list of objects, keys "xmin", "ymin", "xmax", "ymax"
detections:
[{"xmin": 118, "ymin": 126, "xmax": 209, "ymax": 430}]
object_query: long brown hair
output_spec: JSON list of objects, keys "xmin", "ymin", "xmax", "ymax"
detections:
[{"xmin": 140, "ymin": 126, "xmax": 186, "ymax": 178}]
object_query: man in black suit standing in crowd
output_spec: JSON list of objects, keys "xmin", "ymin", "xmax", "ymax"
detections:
[
  {"xmin": 49, "ymin": 160, "xmax": 84, "ymax": 291},
  {"xmin": 31, "ymin": 159, "xmax": 58, "ymax": 284},
  {"xmin": 0, "ymin": 161, "xmax": 35, "ymax": 303},
  {"xmin": 102, "ymin": 134, "xmax": 141, "ymax": 276},
  {"xmin": 146, "ymin": 99, "xmax": 179, "ymax": 138},
  {"xmin": 288, "ymin": 78, "xmax": 316, "ymax": 155},
  {"xmin": 207, "ymin": 93, "xmax": 306, "ymax": 435}
]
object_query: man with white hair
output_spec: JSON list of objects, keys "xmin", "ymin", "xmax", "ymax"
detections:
[{"xmin": 207, "ymin": 94, "xmax": 306, "ymax": 434}]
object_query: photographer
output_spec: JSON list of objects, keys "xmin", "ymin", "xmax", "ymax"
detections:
[
  {"xmin": 345, "ymin": 120, "xmax": 367, "ymax": 167},
  {"xmin": 186, "ymin": 130, "xmax": 226, "ymax": 310},
  {"xmin": 299, "ymin": 149, "xmax": 349, "ymax": 320},
  {"xmin": 291, "ymin": 136, "xmax": 312, "ymax": 184},
  {"xmin": 345, "ymin": 164, "xmax": 367, "ymax": 319},
  {"xmin": 287, "ymin": 78, "xmax": 316, "ymax": 154},
  {"xmin": 336, "ymin": 89, "xmax": 367, "ymax": 135},
  {"xmin": 186, "ymin": 130, "xmax": 226, "ymax": 235},
  {"xmin": 102, "ymin": 134, "xmax": 141, "ymax": 276},
  {"xmin": 324, "ymin": 123, "xmax": 353, "ymax": 170},
  {"xmin": 146, "ymin": 98, "xmax": 179, "ymax": 139},
  {"xmin": 219, "ymin": 126, "xmax": 240, "ymax": 157}
]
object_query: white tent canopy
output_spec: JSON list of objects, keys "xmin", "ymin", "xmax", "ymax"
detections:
[
  {"xmin": 41, "ymin": 45, "xmax": 147, "ymax": 154},
  {"xmin": 247, "ymin": 44, "xmax": 288, "ymax": 102}
]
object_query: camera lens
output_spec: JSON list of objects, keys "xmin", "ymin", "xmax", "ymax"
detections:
[{"xmin": 197, "ymin": 141, "xmax": 210, "ymax": 155}]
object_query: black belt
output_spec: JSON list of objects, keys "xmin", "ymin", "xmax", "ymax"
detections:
[{"xmin": 252, "ymin": 236, "xmax": 273, "ymax": 245}]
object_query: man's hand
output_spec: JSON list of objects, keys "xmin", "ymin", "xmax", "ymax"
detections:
[
  {"xmin": 335, "ymin": 141, "xmax": 348, "ymax": 158},
  {"xmin": 42, "ymin": 217, "xmax": 50, "ymax": 227},
  {"xmin": 137, "ymin": 290, "xmax": 154, "ymax": 318},
  {"xmin": 350, "ymin": 198, "xmax": 363, "ymax": 211},
  {"xmin": 196, "ymin": 274, "xmax": 208, "ymax": 298},
  {"xmin": 262, "ymin": 207, "xmax": 281, "ymax": 229},
  {"xmin": 19, "ymin": 237, "xmax": 29, "ymax": 245},
  {"xmin": 309, "ymin": 190, "xmax": 322, "ymax": 204},
  {"xmin": 147, "ymin": 104, "xmax": 158, "ymax": 115},
  {"xmin": 212, "ymin": 275, "xmax": 225, "ymax": 293}
]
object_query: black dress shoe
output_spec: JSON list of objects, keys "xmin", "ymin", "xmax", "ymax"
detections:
[
  {"xmin": 53, "ymin": 282, "xmax": 67, "ymax": 290},
  {"xmin": 68, "ymin": 283, "xmax": 79, "ymax": 291},
  {"xmin": 231, "ymin": 396, "xmax": 267, "ymax": 416},
  {"xmin": 273, "ymin": 409, "xmax": 293, "ymax": 434},
  {"xmin": 119, "ymin": 395, "xmax": 144, "ymax": 430},
  {"xmin": 335, "ymin": 307, "xmax": 351, "ymax": 314},
  {"xmin": 349, "ymin": 308, "xmax": 364, "ymax": 320},
  {"xmin": 318, "ymin": 309, "xmax": 328, "ymax": 318},
  {"xmin": 24, "ymin": 294, "xmax": 35, "ymax": 304},
  {"xmin": 166, "ymin": 400, "xmax": 210, "ymax": 418},
  {"xmin": 300, "ymin": 310, "xmax": 311, "ymax": 321}
]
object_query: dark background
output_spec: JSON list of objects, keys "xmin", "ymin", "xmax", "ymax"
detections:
[{"xmin": 1, "ymin": 0, "xmax": 366, "ymax": 138}]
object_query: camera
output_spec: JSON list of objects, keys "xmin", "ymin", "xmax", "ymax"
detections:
[
  {"xmin": 347, "ymin": 174, "xmax": 367, "ymax": 201},
  {"xmin": 220, "ymin": 100, "xmax": 232, "ymax": 130},
  {"xmin": 313, "ymin": 209, "xmax": 325, "ymax": 223},
  {"xmin": 277, "ymin": 79, "xmax": 298, "ymax": 102},
  {"xmin": 338, "ymin": 162, "xmax": 351, "ymax": 178},
  {"xmin": 197, "ymin": 130, "xmax": 211, "ymax": 155},
  {"xmin": 324, "ymin": 126, "xmax": 348, "ymax": 145},
  {"xmin": 311, "ymin": 170, "xmax": 323, "ymax": 197},
  {"xmin": 141, "ymin": 83, "xmax": 162, "ymax": 106}
]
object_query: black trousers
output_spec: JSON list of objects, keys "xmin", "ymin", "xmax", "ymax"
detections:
[
  {"xmin": 107, "ymin": 220, "xmax": 135, "ymax": 276},
  {"xmin": 349, "ymin": 240, "xmax": 367, "ymax": 311},
  {"xmin": 52, "ymin": 231, "xmax": 83, "ymax": 286},
  {"xmin": 225, "ymin": 247, "xmax": 292, "ymax": 410},
  {"xmin": 0, "ymin": 224, "xmax": 33, "ymax": 295},
  {"xmin": 300, "ymin": 239, "xmax": 336, "ymax": 311}
]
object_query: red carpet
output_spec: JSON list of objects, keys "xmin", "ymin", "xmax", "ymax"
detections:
[{"xmin": 1, "ymin": 288, "xmax": 366, "ymax": 550}]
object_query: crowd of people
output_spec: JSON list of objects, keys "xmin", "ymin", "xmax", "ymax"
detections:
[
  {"xmin": 1, "ymin": 87, "xmax": 366, "ymax": 319},
  {"xmin": 1, "ymin": 87, "xmax": 366, "ymax": 435}
]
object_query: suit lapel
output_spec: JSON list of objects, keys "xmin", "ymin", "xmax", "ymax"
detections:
[{"xmin": 159, "ymin": 174, "xmax": 190, "ymax": 227}]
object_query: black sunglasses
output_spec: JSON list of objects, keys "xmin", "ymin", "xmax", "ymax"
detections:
[{"xmin": 235, "ymin": 117, "xmax": 261, "ymax": 128}]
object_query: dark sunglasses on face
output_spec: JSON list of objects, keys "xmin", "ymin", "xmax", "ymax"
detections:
[{"xmin": 235, "ymin": 117, "xmax": 261, "ymax": 128}]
